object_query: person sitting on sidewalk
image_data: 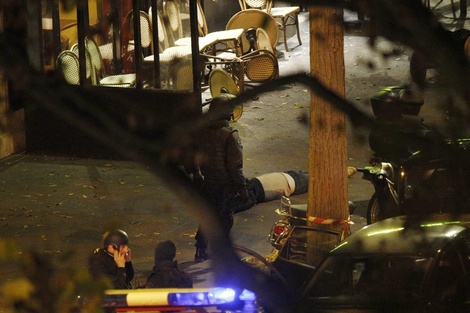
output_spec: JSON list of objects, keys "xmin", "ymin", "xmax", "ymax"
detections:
[
  {"xmin": 89, "ymin": 229, "xmax": 135, "ymax": 289},
  {"xmin": 145, "ymin": 240, "xmax": 193, "ymax": 288}
]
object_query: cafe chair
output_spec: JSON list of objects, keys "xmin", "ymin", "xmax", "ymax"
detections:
[
  {"xmin": 70, "ymin": 39, "xmax": 136, "ymax": 87},
  {"xmin": 56, "ymin": 50, "xmax": 81, "ymax": 85},
  {"xmin": 144, "ymin": 8, "xmax": 194, "ymax": 88},
  {"xmin": 163, "ymin": 0, "xmax": 184, "ymax": 46},
  {"xmin": 204, "ymin": 25, "xmax": 278, "ymax": 94},
  {"xmin": 127, "ymin": 10, "xmax": 153, "ymax": 56},
  {"xmin": 173, "ymin": 0, "xmax": 246, "ymax": 57},
  {"xmin": 242, "ymin": 49, "xmax": 279, "ymax": 83},
  {"xmin": 85, "ymin": 37, "xmax": 136, "ymax": 87},
  {"xmin": 98, "ymin": 10, "xmax": 152, "ymax": 73},
  {"xmin": 208, "ymin": 68, "xmax": 243, "ymax": 121},
  {"xmin": 238, "ymin": 0, "xmax": 302, "ymax": 52},
  {"xmin": 226, "ymin": 9, "xmax": 279, "ymax": 54},
  {"xmin": 70, "ymin": 44, "xmax": 94, "ymax": 83},
  {"xmin": 238, "ymin": 0, "xmax": 271, "ymax": 11},
  {"xmin": 256, "ymin": 28, "xmax": 275, "ymax": 53},
  {"xmin": 169, "ymin": 58, "xmax": 194, "ymax": 90}
]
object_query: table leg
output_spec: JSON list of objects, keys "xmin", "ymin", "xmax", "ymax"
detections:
[
  {"xmin": 295, "ymin": 13, "xmax": 302, "ymax": 47},
  {"xmin": 282, "ymin": 17, "xmax": 289, "ymax": 52}
]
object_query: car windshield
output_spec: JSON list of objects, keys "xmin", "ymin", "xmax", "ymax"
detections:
[{"xmin": 306, "ymin": 255, "xmax": 432, "ymax": 307}]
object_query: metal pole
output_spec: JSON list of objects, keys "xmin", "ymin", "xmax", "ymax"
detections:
[
  {"xmin": 51, "ymin": 0, "xmax": 61, "ymax": 66},
  {"xmin": 26, "ymin": 0, "xmax": 43, "ymax": 71},
  {"xmin": 132, "ymin": 0, "xmax": 143, "ymax": 89},
  {"xmin": 189, "ymin": 0, "xmax": 201, "ymax": 101},
  {"xmin": 77, "ymin": 0, "xmax": 89, "ymax": 86},
  {"xmin": 150, "ymin": 4, "xmax": 161, "ymax": 88},
  {"xmin": 111, "ymin": 0, "xmax": 122, "ymax": 74}
]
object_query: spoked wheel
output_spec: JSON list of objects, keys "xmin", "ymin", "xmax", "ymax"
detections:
[
  {"xmin": 367, "ymin": 192, "xmax": 400, "ymax": 224},
  {"xmin": 209, "ymin": 68, "xmax": 243, "ymax": 122}
]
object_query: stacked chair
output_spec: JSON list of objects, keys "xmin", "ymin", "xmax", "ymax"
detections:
[
  {"xmin": 98, "ymin": 10, "xmax": 153, "ymax": 74},
  {"xmin": 56, "ymin": 1, "xmax": 281, "ymax": 98},
  {"xmin": 57, "ymin": 37, "xmax": 136, "ymax": 87},
  {"xmin": 238, "ymin": 0, "xmax": 302, "ymax": 52}
]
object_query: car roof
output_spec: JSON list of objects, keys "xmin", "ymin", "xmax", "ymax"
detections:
[{"xmin": 330, "ymin": 214, "xmax": 470, "ymax": 255}]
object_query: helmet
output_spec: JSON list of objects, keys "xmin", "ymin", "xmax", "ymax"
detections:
[
  {"xmin": 208, "ymin": 94, "xmax": 237, "ymax": 120},
  {"xmin": 154, "ymin": 240, "xmax": 177, "ymax": 262},
  {"xmin": 102, "ymin": 229, "xmax": 129, "ymax": 248}
]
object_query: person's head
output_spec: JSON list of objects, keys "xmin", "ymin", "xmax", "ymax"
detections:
[
  {"xmin": 154, "ymin": 240, "xmax": 177, "ymax": 262},
  {"xmin": 103, "ymin": 229, "xmax": 129, "ymax": 254},
  {"xmin": 208, "ymin": 94, "xmax": 237, "ymax": 121}
]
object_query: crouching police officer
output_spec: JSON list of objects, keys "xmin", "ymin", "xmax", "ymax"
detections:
[{"xmin": 89, "ymin": 229, "xmax": 135, "ymax": 289}]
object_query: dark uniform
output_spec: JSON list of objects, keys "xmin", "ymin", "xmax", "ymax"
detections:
[
  {"xmin": 185, "ymin": 95, "xmax": 249, "ymax": 261},
  {"xmin": 145, "ymin": 240, "xmax": 192, "ymax": 288},
  {"xmin": 89, "ymin": 229, "xmax": 135, "ymax": 289},
  {"xmin": 89, "ymin": 248, "xmax": 135, "ymax": 289},
  {"xmin": 145, "ymin": 260, "xmax": 193, "ymax": 288}
]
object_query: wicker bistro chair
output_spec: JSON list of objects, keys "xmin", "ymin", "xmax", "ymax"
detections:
[
  {"xmin": 238, "ymin": 0, "xmax": 272, "ymax": 11},
  {"xmin": 204, "ymin": 24, "xmax": 278, "ymax": 93},
  {"xmin": 173, "ymin": 0, "xmax": 245, "ymax": 57},
  {"xmin": 238, "ymin": 0, "xmax": 302, "ymax": 52},
  {"xmin": 255, "ymin": 28, "xmax": 274, "ymax": 53},
  {"xmin": 226, "ymin": 9, "xmax": 279, "ymax": 54},
  {"xmin": 205, "ymin": 45, "xmax": 278, "ymax": 121},
  {"xmin": 205, "ymin": 50, "xmax": 278, "ymax": 122},
  {"xmin": 144, "ymin": 8, "xmax": 195, "ymax": 89},
  {"xmin": 127, "ymin": 11, "xmax": 152, "ymax": 55},
  {"xmin": 163, "ymin": 0, "xmax": 184, "ymax": 46},
  {"xmin": 56, "ymin": 50, "xmax": 81, "ymax": 85},
  {"xmin": 242, "ymin": 49, "xmax": 278, "ymax": 83},
  {"xmin": 208, "ymin": 68, "xmax": 243, "ymax": 121},
  {"xmin": 70, "ymin": 39, "xmax": 136, "ymax": 87},
  {"xmin": 98, "ymin": 10, "xmax": 152, "ymax": 74},
  {"xmin": 69, "ymin": 44, "xmax": 94, "ymax": 84},
  {"xmin": 85, "ymin": 37, "xmax": 136, "ymax": 87}
]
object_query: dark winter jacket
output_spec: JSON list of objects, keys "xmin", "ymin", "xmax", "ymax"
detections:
[
  {"xmin": 187, "ymin": 120, "xmax": 245, "ymax": 187},
  {"xmin": 89, "ymin": 248, "xmax": 135, "ymax": 289},
  {"xmin": 145, "ymin": 260, "xmax": 193, "ymax": 288}
]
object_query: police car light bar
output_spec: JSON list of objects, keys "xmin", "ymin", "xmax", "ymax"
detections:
[{"xmin": 102, "ymin": 288, "xmax": 249, "ymax": 308}]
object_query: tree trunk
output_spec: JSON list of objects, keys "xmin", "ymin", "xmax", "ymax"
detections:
[{"xmin": 307, "ymin": 6, "xmax": 348, "ymax": 247}]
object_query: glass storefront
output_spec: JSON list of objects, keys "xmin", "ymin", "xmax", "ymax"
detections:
[{"xmin": 42, "ymin": 0, "xmax": 198, "ymax": 91}]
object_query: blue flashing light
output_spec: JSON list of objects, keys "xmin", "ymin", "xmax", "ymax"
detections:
[
  {"xmin": 239, "ymin": 289, "xmax": 256, "ymax": 301},
  {"xmin": 168, "ymin": 288, "xmax": 236, "ymax": 306}
]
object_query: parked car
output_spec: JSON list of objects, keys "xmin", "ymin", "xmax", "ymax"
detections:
[{"xmin": 295, "ymin": 214, "xmax": 470, "ymax": 312}]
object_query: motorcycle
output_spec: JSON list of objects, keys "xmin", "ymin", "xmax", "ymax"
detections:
[
  {"xmin": 359, "ymin": 86, "xmax": 470, "ymax": 224},
  {"xmin": 267, "ymin": 196, "xmax": 307, "ymax": 245},
  {"xmin": 267, "ymin": 196, "xmax": 355, "ymax": 245}
]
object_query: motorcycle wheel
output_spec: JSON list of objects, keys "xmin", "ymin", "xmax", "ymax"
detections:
[{"xmin": 367, "ymin": 192, "xmax": 400, "ymax": 224}]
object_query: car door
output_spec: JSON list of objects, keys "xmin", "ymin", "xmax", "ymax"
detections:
[{"xmin": 426, "ymin": 234, "xmax": 470, "ymax": 312}]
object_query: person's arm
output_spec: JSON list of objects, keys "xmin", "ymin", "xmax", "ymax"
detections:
[
  {"xmin": 89, "ymin": 252, "xmax": 130, "ymax": 289},
  {"xmin": 125, "ymin": 261, "xmax": 135, "ymax": 283},
  {"xmin": 226, "ymin": 131, "xmax": 246, "ymax": 189},
  {"xmin": 113, "ymin": 266, "xmax": 132, "ymax": 289},
  {"xmin": 183, "ymin": 134, "xmax": 204, "ymax": 185}
]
